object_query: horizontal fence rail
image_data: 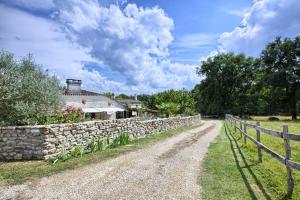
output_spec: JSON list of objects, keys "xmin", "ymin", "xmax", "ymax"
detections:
[{"xmin": 225, "ymin": 114, "xmax": 299, "ymax": 196}]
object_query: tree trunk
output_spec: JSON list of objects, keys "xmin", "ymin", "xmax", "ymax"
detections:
[
  {"xmin": 288, "ymin": 84, "xmax": 297, "ymax": 120},
  {"xmin": 291, "ymin": 99, "xmax": 297, "ymax": 120}
]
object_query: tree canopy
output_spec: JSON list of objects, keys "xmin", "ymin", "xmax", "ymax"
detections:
[
  {"xmin": 0, "ymin": 51, "xmax": 64, "ymax": 125},
  {"xmin": 261, "ymin": 36, "xmax": 300, "ymax": 119},
  {"xmin": 138, "ymin": 89, "xmax": 196, "ymax": 116},
  {"xmin": 195, "ymin": 53, "xmax": 256, "ymax": 116},
  {"xmin": 194, "ymin": 36, "xmax": 300, "ymax": 118}
]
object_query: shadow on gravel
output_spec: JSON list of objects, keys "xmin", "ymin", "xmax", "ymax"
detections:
[{"xmin": 224, "ymin": 122, "xmax": 272, "ymax": 200}]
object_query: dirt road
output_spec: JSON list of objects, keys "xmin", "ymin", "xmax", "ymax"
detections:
[{"xmin": 1, "ymin": 120, "xmax": 222, "ymax": 200}]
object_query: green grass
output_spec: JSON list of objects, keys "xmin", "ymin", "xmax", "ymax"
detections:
[
  {"xmin": 250, "ymin": 116, "xmax": 299, "ymax": 121},
  {"xmin": 0, "ymin": 122, "xmax": 202, "ymax": 186},
  {"xmin": 201, "ymin": 121, "xmax": 300, "ymax": 200}
]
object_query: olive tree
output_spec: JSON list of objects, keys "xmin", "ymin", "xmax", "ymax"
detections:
[{"xmin": 0, "ymin": 51, "xmax": 64, "ymax": 125}]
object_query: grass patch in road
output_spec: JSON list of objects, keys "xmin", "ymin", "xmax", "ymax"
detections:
[
  {"xmin": 201, "ymin": 121, "xmax": 300, "ymax": 200},
  {"xmin": 0, "ymin": 122, "xmax": 202, "ymax": 186}
]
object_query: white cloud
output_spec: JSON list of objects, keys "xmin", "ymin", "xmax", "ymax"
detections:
[
  {"xmin": 174, "ymin": 33, "xmax": 219, "ymax": 49},
  {"xmin": 1, "ymin": 0, "xmax": 55, "ymax": 11},
  {"xmin": 0, "ymin": 1, "xmax": 200, "ymax": 94},
  {"xmin": 52, "ymin": 0, "xmax": 200, "ymax": 90},
  {"xmin": 219, "ymin": 0, "xmax": 300, "ymax": 56},
  {"xmin": 54, "ymin": 1, "xmax": 175, "ymax": 84},
  {"xmin": 0, "ymin": 4, "xmax": 128, "ymax": 93},
  {"xmin": 199, "ymin": 50, "xmax": 220, "ymax": 62}
]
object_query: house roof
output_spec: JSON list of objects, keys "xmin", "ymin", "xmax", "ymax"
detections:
[
  {"xmin": 64, "ymin": 89, "xmax": 104, "ymax": 96},
  {"xmin": 83, "ymin": 107, "xmax": 125, "ymax": 113},
  {"xmin": 117, "ymin": 99, "xmax": 142, "ymax": 104}
]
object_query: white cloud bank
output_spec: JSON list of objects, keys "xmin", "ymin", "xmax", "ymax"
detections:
[
  {"xmin": 0, "ymin": 0, "xmax": 199, "ymax": 94},
  {"xmin": 219, "ymin": 0, "xmax": 300, "ymax": 56}
]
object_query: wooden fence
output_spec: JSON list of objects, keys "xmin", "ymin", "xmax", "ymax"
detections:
[{"xmin": 225, "ymin": 114, "xmax": 300, "ymax": 196}]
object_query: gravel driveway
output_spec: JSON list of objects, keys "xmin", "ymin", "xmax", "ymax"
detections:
[{"xmin": 1, "ymin": 120, "xmax": 222, "ymax": 200}]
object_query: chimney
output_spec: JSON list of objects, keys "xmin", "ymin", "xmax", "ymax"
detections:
[
  {"xmin": 135, "ymin": 94, "xmax": 138, "ymax": 101},
  {"xmin": 66, "ymin": 79, "xmax": 82, "ymax": 94}
]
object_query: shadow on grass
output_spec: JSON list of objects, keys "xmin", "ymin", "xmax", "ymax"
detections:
[{"xmin": 224, "ymin": 122, "xmax": 272, "ymax": 200}]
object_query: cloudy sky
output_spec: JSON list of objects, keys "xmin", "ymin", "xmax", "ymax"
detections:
[{"xmin": 0, "ymin": 0, "xmax": 300, "ymax": 94}]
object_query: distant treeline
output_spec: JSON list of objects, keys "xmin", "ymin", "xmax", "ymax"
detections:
[
  {"xmin": 104, "ymin": 90, "xmax": 196, "ymax": 117},
  {"xmin": 137, "ymin": 89, "xmax": 196, "ymax": 117},
  {"xmin": 193, "ymin": 36, "xmax": 300, "ymax": 119}
]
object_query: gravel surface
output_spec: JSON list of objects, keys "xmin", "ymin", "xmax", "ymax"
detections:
[{"xmin": 0, "ymin": 120, "xmax": 222, "ymax": 200}]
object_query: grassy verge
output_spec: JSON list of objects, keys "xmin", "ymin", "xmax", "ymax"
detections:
[
  {"xmin": 0, "ymin": 122, "xmax": 202, "ymax": 186},
  {"xmin": 250, "ymin": 116, "xmax": 299, "ymax": 121},
  {"xmin": 201, "ymin": 121, "xmax": 300, "ymax": 200}
]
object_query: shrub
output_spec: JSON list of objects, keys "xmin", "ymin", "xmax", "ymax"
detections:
[
  {"xmin": 70, "ymin": 145, "xmax": 85, "ymax": 158},
  {"xmin": 27, "ymin": 105, "xmax": 84, "ymax": 125},
  {"xmin": 51, "ymin": 134, "xmax": 130, "ymax": 164},
  {"xmin": 109, "ymin": 133, "xmax": 130, "ymax": 148},
  {"xmin": 183, "ymin": 107, "xmax": 196, "ymax": 116},
  {"xmin": 156, "ymin": 102, "xmax": 180, "ymax": 118},
  {"xmin": 268, "ymin": 116, "xmax": 280, "ymax": 121},
  {"xmin": 88, "ymin": 139, "xmax": 99, "ymax": 153},
  {"xmin": 62, "ymin": 105, "xmax": 84, "ymax": 123}
]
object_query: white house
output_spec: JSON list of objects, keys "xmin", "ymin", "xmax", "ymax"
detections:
[
  {"xmin": 63, "ymin": 79, "xmax": 126, "ymax": 120},
  {"xmin": 117, "ymin": 98, "xmax": 142, "ymax": 117}
]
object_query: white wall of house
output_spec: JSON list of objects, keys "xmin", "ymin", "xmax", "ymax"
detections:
[{"xmin": 63, "ymin": 95, "xmax": 125, "ymax": 120}]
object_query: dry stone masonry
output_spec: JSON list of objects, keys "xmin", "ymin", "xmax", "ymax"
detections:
[{"xmin": 0, "ymin": 115, "xmax": 201, "ymax": 160}]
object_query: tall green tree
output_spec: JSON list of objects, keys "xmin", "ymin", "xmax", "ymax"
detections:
[
  {"xmin": 137, "ymin": 94, "xmax": 156, "ymax": 109},
  {"xmin": 260, "ymin": 36, "xmax": 300, "ymax": 119},
  {"xmin": 0, "ymin": 51, "xmax": 63, "ymax": 125},
  {"xmin": 196, "ymin": 53, "xmax": 256, "ymax": 117}
]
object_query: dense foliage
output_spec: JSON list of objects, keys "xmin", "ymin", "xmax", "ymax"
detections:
[
  {"xmin": 0, "ymin": 51, "xmax": 64, "ymax": 125},
  {"xmin": 261, "ymin": 37, "xmax": 300, "ymax": 119},
  {"xmin": 103, "ymin": 92, "xmax": 115, "ymax": 99},
  {"xmin": 194, "ymin": 36, "xmax": 300, "ymax": 118},
  {"xmin": 138, "ymin": 89, "xmax": 196, "ymax": 116}
]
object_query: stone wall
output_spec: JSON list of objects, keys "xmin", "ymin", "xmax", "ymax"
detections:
[{"xmin": 0, "ymin": 115, "xmax": 201, "ymax": 160}]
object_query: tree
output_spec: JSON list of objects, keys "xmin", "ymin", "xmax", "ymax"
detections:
[
  {"xmin": 137, "ymin": 90, "xmax": 196, "ymax": 116},
  {"xmin": 137, "ymin": 94, "xmax": 156, "ymax": 109},
  {"xmin": 115, "ymin": 93, "xmax": 133, "ymax": 100},
  {"xmin": 192, "ymin": 84, "xmax": 202, "ymax": 113},
  {"xmin": 0, "ymin": 51, "xmax": 64, "ymax": 125},
  {"xmin": 156, "ymin": 102, "xmax": 180, "ymax": 117},
  {"xmin": 153, "ymin": 89, "xmax": 196, "ymax": 115},
  {"xmin": 260, "ymin": 36, "xmax": 300, "ymax": 119},
  {"xmin": 103, "ymin": 92, "xmax": 115, "ymax": 99},
  {"xmin": 195, "ymin": 53, "xmax": 256, "ymax": 117}
]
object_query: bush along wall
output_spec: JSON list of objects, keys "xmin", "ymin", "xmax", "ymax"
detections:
[{"xmin": 0, "ymin": 115, "xmax": 201, "ymax": 160}]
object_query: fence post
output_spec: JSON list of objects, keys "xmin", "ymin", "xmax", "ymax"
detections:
[
  {"xmin": 256, "ymin": 121, "xmax": 262, "ymax": 162},
  {"xmin": 283, "ymin": 125, "xmax": 294, "ymax": 196},
  {"xmin": 243, "ymin": 122, "xmax": 247, "ymax": 144}
]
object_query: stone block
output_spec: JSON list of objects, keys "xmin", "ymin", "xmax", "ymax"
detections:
[{"xmin": 14, "ymin": 154, "xmax": 23, "ymax": 160}]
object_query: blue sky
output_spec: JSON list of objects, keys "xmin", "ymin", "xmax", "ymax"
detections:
[
  {"xmin": 129, "ymin": 0, "xmax": 252, "ymax": 64},
  {"xmin": 0, "ymin": 0, "xmax": 300, "ymax": 94}
]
